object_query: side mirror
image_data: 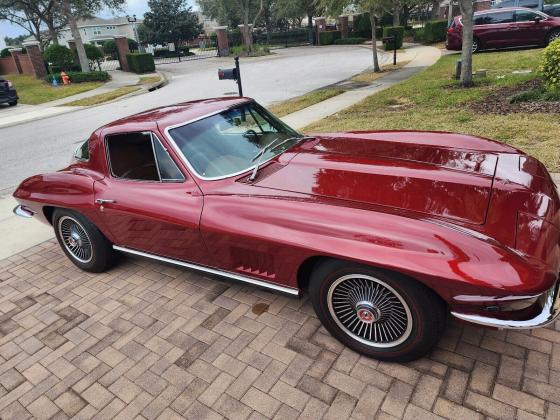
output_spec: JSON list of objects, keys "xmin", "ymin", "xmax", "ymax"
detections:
[{"xmin": 534, "ymin": 16, "xmax": 542, "ymax": 23}]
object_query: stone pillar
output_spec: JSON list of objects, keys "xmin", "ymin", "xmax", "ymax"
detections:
[
  {"xmin": 338, "ymin": 15, "xmax": 349, "ymax": 38},
  {"xmin": 9, "ymin": 48, "xmax": 23, "ymax": 74},
  {"xmin": 238, "ymin": 24, "xmax": 253, "ymax": 50},
  {"xmin": 22, "ymin": 41, "xmax": 48, "ymax": 79},
  {"xmin": 315, "ymin": 17, "xmax": 326, "ymax": 45},
  {"xmin": 114, "ymin": 36, "xmax": 130, "ymax": 72},
  {"xmin": 215, "ymin": 26, "xmax": 230, "ymax": 57}
]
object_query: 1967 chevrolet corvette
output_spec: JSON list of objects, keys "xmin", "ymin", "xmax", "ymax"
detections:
[{"xmin": 13, "ymin": 97, "xmax": 560, "ymax": 361}]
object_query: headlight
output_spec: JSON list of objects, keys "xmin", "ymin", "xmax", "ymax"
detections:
[{"xmin": 6, "ymin": 80, "xmax": 13, "ymax": 88}]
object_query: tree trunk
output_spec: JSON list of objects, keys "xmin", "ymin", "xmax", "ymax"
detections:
[
  {"xmin": 46, "ymin": 21, "xmax": 59, "ymax": 45},
  {"xmin": 459, "ymin": 0, "xmax": 474, "ymax": 87},
  {"xmin": 393, "ymin": 2, "xmax": 401, "ymax": 26},
  {"xmin": 369, "ymin": 10, "xmax": 380, "ymax": 72},
  {"xmin": 308, "ymin": 13, "xmax": 314, "ymax": 45},
  {"xmin": 61, "ymin": 0, "xmax": 88, "ymax": 72},
  {"xmin": 431, "ymin": 0, "xmax": 440, "ymax": 19}
]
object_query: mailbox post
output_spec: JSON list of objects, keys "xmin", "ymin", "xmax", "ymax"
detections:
[
  {"xmin": 382, "ymin": 36, "xmax": 397, "ymax": 66},
  {"xmin": 218, "ymin": 56, "xmax": 243, "ymax": 97}
]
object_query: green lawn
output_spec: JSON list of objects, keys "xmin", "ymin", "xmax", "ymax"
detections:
[
  {"xmin": 5, "ymin": 74, "xmax": 103, "ymax": 105},
  {"xmin": 64, "ymin": 86, "xmax": 140, "ymax": 106},
  {"xmin": 269, "ymin": 88, "xmax": 346, "ymax": 117},
  {"xmin": 305, "ymin": 48, "xmax": 560, "ymax": 171}
]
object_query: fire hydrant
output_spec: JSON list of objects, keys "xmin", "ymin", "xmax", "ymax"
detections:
[{"xmin": 60, "ymin": 71, "xmax": 70, "ymax": 85}]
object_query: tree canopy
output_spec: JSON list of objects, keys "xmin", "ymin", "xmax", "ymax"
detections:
[{"xmin": 140, "ymin": 0, "xmax": 202, "ymax": 46}]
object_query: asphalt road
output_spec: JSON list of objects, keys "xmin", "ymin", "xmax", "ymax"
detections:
[{"xmin": 0, "ymin": 45, "xmax": 387, "ymax": 192}]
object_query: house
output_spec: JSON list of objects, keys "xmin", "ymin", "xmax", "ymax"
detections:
[{"xmin": 55, "ymin": 17, "xmax": 142, "ymax": 47}]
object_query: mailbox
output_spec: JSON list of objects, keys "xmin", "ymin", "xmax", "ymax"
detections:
[{"xmin": 218, "ymin": 68, "xmax": 237, "ymax": 81}]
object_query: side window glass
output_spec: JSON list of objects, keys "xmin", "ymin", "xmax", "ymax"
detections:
[
  {"xmin": 152, "ymin": 135, "xmax": 185, "ymax": 182},
  {"xmin": 492, "ymin": 11, "xmax": 515, "ymax": 23},
  {"xmin": 516, "ymin": 11, "xmax": 537, "ymax": 21},
  {"xmin": 106, "ymin": 132, "xmax": 159, "ymax": 181},
  {"xmin": 74, "ymin": 139, "xmax": 89, "ymax": 161}
]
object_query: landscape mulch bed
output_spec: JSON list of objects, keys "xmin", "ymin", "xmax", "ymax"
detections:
[{"xmin": 468, "ymin": 79, "xmax": 560, "ymax": 114}]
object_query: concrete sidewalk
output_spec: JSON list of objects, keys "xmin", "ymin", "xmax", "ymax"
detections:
[
  {"xmin": 0, "ymin": 71, "xmax": 159, "ymax": 129},
  {"xmin": 282, "ymin": 45, "xmax": 441, "ymax": 130}
]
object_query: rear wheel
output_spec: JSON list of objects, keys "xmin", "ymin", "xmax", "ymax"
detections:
[
  {"xmin": 546, "ymin": 29, "xmax": 560, "ymax": 45},
  {"xmin": 472, "ymin": 38, "xmax": 480, "ymax": 53},
  {"xmin": 309, "ymin": 260, "xmax": 446, "ymax": 362},
  {"xmin": 53, "ymin": 209, "xmax": 115, "ymax": 273}
]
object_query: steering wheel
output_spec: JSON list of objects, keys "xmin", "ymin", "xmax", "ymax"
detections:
[
  {"xmin": 121, "ymin": 163, "xmax": 158, "ymax": 180},
  {"xmin": 243, "ymin": 129, "xmax": 260, "ymax": 145}
]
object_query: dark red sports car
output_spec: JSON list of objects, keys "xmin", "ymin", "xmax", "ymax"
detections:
[{"xmin": 13, "ymin": 98, "xmax": 560, "ymax": 361}]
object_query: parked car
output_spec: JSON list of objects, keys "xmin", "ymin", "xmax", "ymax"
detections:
[
  {"xmin": 446, "ymin": 7, "xmax": 560, "ymax": 52},
  {"xmin": 13, "ymin": 98, "xmax": 560, "ymax": 362},
  {"xmin": 0, "ymin": 78, "xmax": 18, "ymax": 106},
  {"xmin": 493, "ymin": 0, "xmax": 560, "ymax": 17}
]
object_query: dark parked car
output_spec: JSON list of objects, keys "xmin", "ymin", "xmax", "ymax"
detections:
[
  {"xmin": 12, "ymin": 98, "xmax": 560, "ymax": 362},
  {"xmin": 493, "ymin": 0, "xmax": 560, "ymax": 17},
  {"xmin": 0, "ymin": 78, "xmax": 17, "ymax": 106},
  {"xmin": 446, "ymin": 7, "xmax": 560, "ymax": 52}
]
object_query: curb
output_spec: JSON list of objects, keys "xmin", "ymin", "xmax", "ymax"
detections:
[{"xmin": 0, "ymin": 72, "xmax": 169, "ymax": 130}]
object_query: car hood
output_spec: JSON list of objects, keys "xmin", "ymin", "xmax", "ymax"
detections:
[{"xmin": 253, "ymin": 132, "xmax": 507, "ymax": 225}]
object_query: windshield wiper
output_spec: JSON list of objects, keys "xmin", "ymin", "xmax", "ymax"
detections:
[{"xmin": 249, "ymin": 136, "xmax": 314, "ymax": 181}]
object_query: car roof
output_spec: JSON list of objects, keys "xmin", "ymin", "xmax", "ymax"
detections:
[
  {"xmin": 99, "ymin": 97, "xmax": 251, "ymax": 133},
  {"xmin": 476, "ymin": 6, "xmax": 535, "ymax": 14}
]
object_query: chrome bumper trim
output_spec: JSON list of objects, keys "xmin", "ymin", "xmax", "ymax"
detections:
[
  {"xmin": 113, "ymin": 245, "xmax": 300, "ymax": 296},
  {"xmin": 13, "ymin": 205, "xmax": 34, "ymax": 218},
  {"xmin": 451, "ymin": 281, "xmax": 560, "ymax": 329}
]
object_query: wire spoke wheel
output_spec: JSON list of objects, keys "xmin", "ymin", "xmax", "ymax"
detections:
[
  {"xmin": 58, "ymin": 216, "xmax": 93, "ymax": 264},
  {"xmin": 327, "ymin": 274, "xmax": 413, "ymax": 348}
]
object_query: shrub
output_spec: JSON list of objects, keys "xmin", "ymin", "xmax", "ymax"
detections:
[
  {"xmin": 319, "ymin": 31, "xmax": 341, "ymax": 45},
  {"xmin": 382, "ymin": 26, "xmax": 404, "ymax": 50},
  {"xmin": 1, "ymin": 47, "xmax": 11, "ymax": 58},
  {"xmin": 102, "ymin": 39, "xmax": 117, "ymax": 58},
  {"xmin": 333, "ymin": 37, "xmax": 367, "ymax": 45},
  {"xmin": 126, "ymin": 52, "xmax": 155, "ymax": 73},
  {"xmin": 45, "ymin": 71, "xmax": 110, "ymax": 84},
  {"xmin": 353, "ymin": 13, "xmax": 372, "ymax": 38},
  {"xmin": 541, "ymin": 38, "xmax": 560, "ymax": 91},
  {"xmin": 423, "ymin": 20, "xmax": 448, "ymax": 43},
  {"xmin": 128, "ymin": 38, "xmax": 139, "ymax": 51},
  {"xmin": 43, "ymin": 44, "xmax": 75, "ymax": 71},
  {"xmin": 84, "ymin": 44, "xmax": 103, "ymax": 60},
  {"xmin": 413, "ymin": 28, "xmax": 425, "ymax": 42}
]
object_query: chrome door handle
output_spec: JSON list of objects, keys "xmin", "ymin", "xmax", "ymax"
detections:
[{"xmin": 95, "ymin": 199, "xmax": 116, "ymax": 205}]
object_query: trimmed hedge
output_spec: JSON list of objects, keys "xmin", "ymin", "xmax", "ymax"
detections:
[
  {"xmin": 382, "ymin": 26, "xmax": 404, "ymax": 50},
  {"xmin": 333, "ymin": 37, "xmax": 368, "ymax": 45},
  {"xmin": 424, "ymin": 20, "xmax": 448, "ymax": 43},
  {"xmin": 126, "ymin": 52, "xmax": 155, "ymax": 73},
  {"xmin": 1, "ymin": 47, "xmax": 10, "ymax": 58},
  {"xmin": 45, "ymin": 71, "xmax": 110, "ymax": 84},
  {"xmin": 319, "ymin": 31, "xmax": 341, "ymax": 45}
]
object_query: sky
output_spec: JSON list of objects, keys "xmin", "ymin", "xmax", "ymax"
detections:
[{"xmin": 0, "ymin": 0, "xmax": 197, "ymax": 47}]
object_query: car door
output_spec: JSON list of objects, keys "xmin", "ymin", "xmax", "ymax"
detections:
[
  {"xmin": 475, "ymin": 10, "xmax": 516, "ymax": 48},
  {"xmin": 93, "ymin": 130, "xmax": 208, "ymax": 264},
  {"xmin": 513, "ymin": 10, "xmax": 550, "ymax": 45}
]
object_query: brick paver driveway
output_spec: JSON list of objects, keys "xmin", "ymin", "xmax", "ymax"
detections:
[{"xmin": 0, "ymin": 240, "xmax": 559, "ymax": 420}]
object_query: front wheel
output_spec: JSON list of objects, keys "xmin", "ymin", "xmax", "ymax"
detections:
[
  {"xmin": 309, "ymin": 260, "xmax": 446, "ymax": 362},
  {"xmin": 53, "ymin": 208, "xmax": 115, "ymax": 273},
  {"xmin": 546, "ymin": 30, "xmax": 560, "ymax": 45},
  {"xmin": 8, "ymin": 100, "xmax": 17, "ymax": 106}
]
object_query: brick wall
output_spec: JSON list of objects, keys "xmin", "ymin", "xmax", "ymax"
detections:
[
  {"xmin": 18, "ymin": 54, "xmax": 35, "ymax": 75},
  {"xmin": 0, "ymin": 57, "xmax": 18, "ymax": 75}
]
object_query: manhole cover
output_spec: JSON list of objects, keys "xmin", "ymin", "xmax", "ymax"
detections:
[{"xmin": 252, "ymin": 302, "xmax": 269, "ymax": 315}]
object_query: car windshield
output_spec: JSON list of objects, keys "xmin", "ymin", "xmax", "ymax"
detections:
[{"xmin": 167, "ymin": 102, "xmax": 301, "ymax": 179}]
